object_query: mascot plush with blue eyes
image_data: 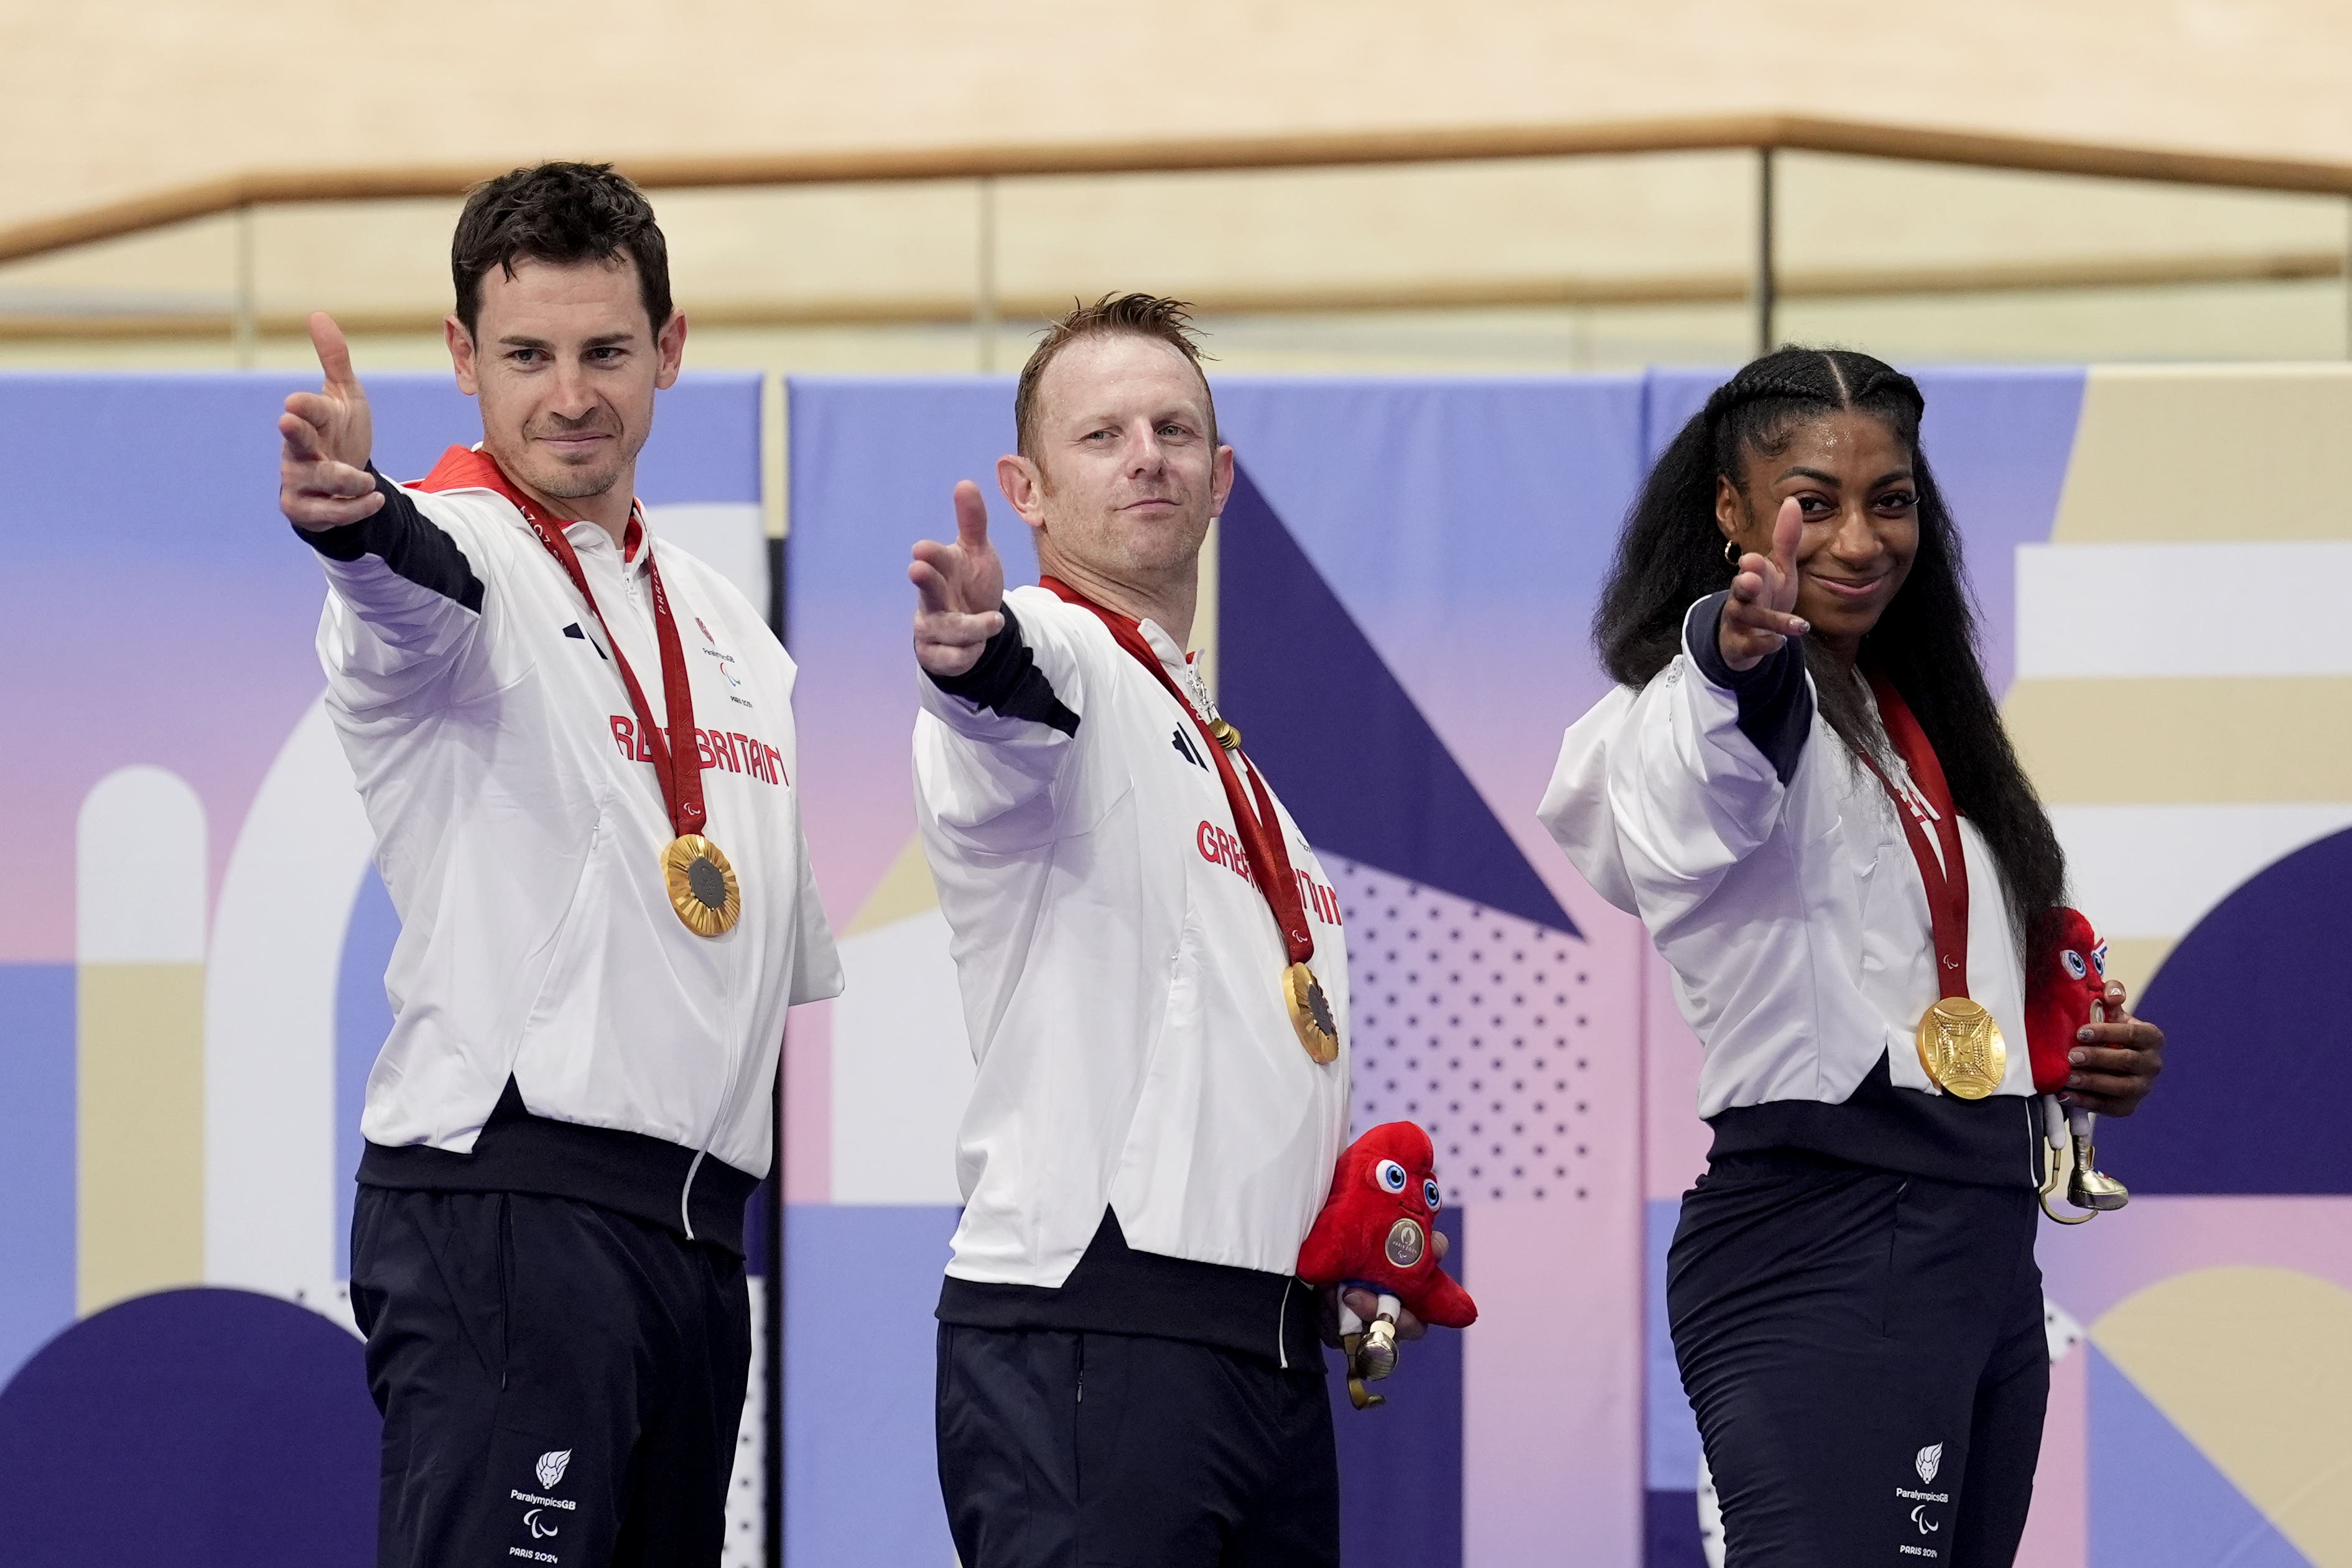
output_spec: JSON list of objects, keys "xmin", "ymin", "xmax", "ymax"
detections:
[
  {"xmin": 2026, "ymin": 907, "xmax": 2130, "ymax": 1221},
  {"xmin": 1298, "ymin": 1121, "xmax": 1477, "ymax": 1409}
]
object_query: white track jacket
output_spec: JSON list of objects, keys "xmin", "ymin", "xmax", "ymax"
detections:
[
  {"xmin": 304, "ymin": 452, "xmax": 842, "ymax": 1197},
  {"xmin": 916, "ymin": 586, "xmax": 1352, "ymax": 1311},
  {"xmin": 1540, "ymin": 593, "xmax": 2040, "ymax": 1185}
]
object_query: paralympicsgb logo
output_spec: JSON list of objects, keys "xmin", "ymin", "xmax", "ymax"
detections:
[
  {"xmin": 537, "ymin": 1449, "xmax": 572, "ymax": 1489},
  {"xmin": 1914, "ymin": 1443, "xmax": 1943, "ymax": 1484}
]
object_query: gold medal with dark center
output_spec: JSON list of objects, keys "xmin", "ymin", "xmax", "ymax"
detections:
[
  {"xmin": 1285, "ymin": 961, "xmax": 1339, "ymax": 1065},
  {"xmin": 1042, "ymin": 577, "xmax": 1336, "ymax": 1069},
  {"xmin": 663, "ymin": 834, "xmax": 741, "ymax": 938},
  {"xmin": 1915, "ymin": 995, "xmax": 2006, "ymax": 1100},
  {"xmin": 496, "ymin": 463, "xmax": 742, "ymax": 949}
]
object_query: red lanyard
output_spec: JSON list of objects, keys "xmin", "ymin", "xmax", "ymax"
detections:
[
  {"xmin": 1852, "ymin": 670, "xmax": 1970, "ymax": 1000},
  {"xmin": 1041, "ymin": 577, "xmax": 1315, "ymax": 966},
  {"xmin": 419, "ymin": 446, "xmax": 707, "ymax": 841}
]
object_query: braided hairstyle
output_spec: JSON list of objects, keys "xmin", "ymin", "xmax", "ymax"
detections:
[{"xmin": 1592, "ymin": 346, "xmax": 2068, "ymax": 959}]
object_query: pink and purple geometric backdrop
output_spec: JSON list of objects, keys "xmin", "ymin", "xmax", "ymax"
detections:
[
  {"xmin": 2, "ymin": 366, "xmax": 2346, "ymax": 1566},
  {"xmin": 786, "ymin": 369, "xmax": 2352, "ymax": 1568},
  {"xmin": 0, "ymin": 371, "xmax": 769, "ymax": 1565}
]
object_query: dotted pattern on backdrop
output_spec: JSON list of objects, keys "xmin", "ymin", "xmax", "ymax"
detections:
[{"xmin": 1327, "ymin": 854, "xmax": 1599, "ymax": 1205}]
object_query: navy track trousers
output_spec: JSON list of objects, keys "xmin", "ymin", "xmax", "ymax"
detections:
[
  {"xmin": 350, "ymin": 1187, "xmax": 752, "ymax": 1568},
  {"xmin": 936, "ymin": 1324, "xmax": 1340, "ymax": 1568},
  {"xmin": 1668, "ymin": 1151, "xmax": 2048, "ymax": 1568}
]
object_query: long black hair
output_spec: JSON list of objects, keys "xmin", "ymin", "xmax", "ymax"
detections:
[{"xmin": 1592, "ymin": 346, "xmax": 2067, "ymax": 958}]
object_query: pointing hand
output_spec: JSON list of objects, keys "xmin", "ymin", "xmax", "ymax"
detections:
[
  {"xmin": 1718, "ymin": 498, "xmax": 1810, "ymax": 672},
  {"xmin": 277, "ymin": 312, "xmax": 382, "ymax": 532},
  {"xmin": 910, "ymin": 480, "xmax": 1008, "ymax": 677}
]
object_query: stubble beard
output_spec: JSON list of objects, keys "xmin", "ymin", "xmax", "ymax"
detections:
[
  {"xmin": 505, "ymin": 418, "xmax": 633, "ymax": 503},
  {"xmin": 1031, "ymin": 455, "xmax": 1209, "ymax": 596},
  {"xmin": 1056, "ymin": 511, "xmax": 1205, "ymax": 596},
  {"xmin": 529, "ymin": 458, "xmax": 623, "ymax": 501}
]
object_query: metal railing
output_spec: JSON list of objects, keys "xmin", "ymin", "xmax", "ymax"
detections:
[{"xmin": 9, "ymin": 112, "xmax": 2352, "ymax": 363}]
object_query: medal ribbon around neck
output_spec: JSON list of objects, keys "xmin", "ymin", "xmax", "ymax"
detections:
[
  {"xmin": 424, "ymin": 447, "xmax": 740, "ymax": 937},
  {"xmin": 1851, "ymin": 669, "xmax": 2005, "ymax": 1097},
  {"xmin": 1039, "ymin": 575, "xmax": 1338, "ymax": 1064}
]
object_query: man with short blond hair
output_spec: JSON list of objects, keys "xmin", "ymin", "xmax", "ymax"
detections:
[{"xmin": 906, "ymin": 295, "xmax": 1410, "ymax": 1567}]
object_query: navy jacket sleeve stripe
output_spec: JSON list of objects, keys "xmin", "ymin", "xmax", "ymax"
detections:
[
  {"xmin": 296, "ymin": 466, "xmax": 486, "ymax": 615},
  {"xmin": 1686, "ymin": 590, "xmax": 1814, "ymax": 786},
  {"xmin": 928, "ymin": 605, "xmax": 1080, "ymax": 736}
]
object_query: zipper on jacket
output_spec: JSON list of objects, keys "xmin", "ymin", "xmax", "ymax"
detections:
[{"xmin": 1276, "ymin": 1278, "xmax": 1293, "ymax": 1371}]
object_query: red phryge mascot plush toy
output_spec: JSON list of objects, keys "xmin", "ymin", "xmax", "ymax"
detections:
[
  {"xmin": 1297, "ymin": 1121, "xmax": 1476, "ymax": 1408},
  {"xmin": 2024, "ymin": 907, "xmax": 2129, "ymax": 1219}
]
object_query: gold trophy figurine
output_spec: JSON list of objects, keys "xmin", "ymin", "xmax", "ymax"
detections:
[
  {"xmin": 2064, "ymin": 1002, "xmax": 2130, "ymax": 1212},
  {"xmin": 2066, "ymin": 1106, "xmax": 2132, "ymax": 1212},
  {"xmin": 1336, "ymin": 1292, "xmax": 1404, "ymax": 1410},
  {"xmin": 2042, "ymin": 1093, "xmax": 2131, "ymax": 1221},
  {"xmin": 2032, "ymin": 915, "xmax": 2132, "ymax": 1223}
]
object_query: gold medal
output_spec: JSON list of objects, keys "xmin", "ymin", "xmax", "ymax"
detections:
[
  {"xmin": 1285, "ymin": 961, "xmax": 1339, "ymax": 1065},
  {"xmin": 1044, "ymin": 578, "xmax": 1334, "ymax": 1067},
  {"xmin": 1915, "ymin": 996, "xmax": 2006, "ymax": 1100},
  {"xmin": 662, "ymin": 834, "xmax": 741, "ymax": 938},
  {"xmin": 495, "ymin": 461, "xmax": 740, "ymax": 949}
]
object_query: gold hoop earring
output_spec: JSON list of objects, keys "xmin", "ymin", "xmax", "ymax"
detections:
[{"xmin": 1723, "ymin": 537, "xmax": 1741, "ymax": 568}]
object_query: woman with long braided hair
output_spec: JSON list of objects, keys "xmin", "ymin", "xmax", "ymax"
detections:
[{"xmin": 1540, "ymin": 348, "xmax": 2164, "ymax": 1564}]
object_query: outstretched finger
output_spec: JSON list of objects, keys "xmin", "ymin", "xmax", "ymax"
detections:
[
  {"xmin": 1733, "ymin": 557, "xmax": 1791, "ymax": 605},
  {"xmin": 278, "ymin": 409, "xmax": 330, "ymax": 460},
  {"xmin": 915, "ymin": 608, "xmax": 1004, "ymax": 647},
  {"xmin": 1770, "ymin": 496, "xmax": 1802, "ymax": 582},
  {"xmin": 908, "ymin": 554, "xmax": 958, "ymax": 613},
  {"xmin": 292, "ymin": 460, "xmax": 379, "ymax": 501},
  {"xmin": 281, "ymin": 390, "xmax": 342, "ymax": 435},
  {"xmin": 1724, "ymin": 585, "xmax": 1808, "ymax": 639},
  {"xmin": 284, "ymin": 487, "xmax": 386, "ymax": 529},
  {"xmin": 309, "ymin": 311, "xmax": 358, "ymax": 392},
  {"xmin": 952, "ymin": 480, "xmax": 991, "ymax": 550}
]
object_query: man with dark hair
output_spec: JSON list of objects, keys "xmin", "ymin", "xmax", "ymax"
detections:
[
  {"xmin": 907, "ymin": 296, "xmax": 1430, "ymax": 1567},
  {"xmin": 450, "ymin": 159, "xmax": 674, "ymax": 339},
  {"xmin": 277, "ymin": 160, "xmax": 841, "ymax": 1568}
]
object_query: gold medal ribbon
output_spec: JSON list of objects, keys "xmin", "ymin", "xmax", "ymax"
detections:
[
  {"xmin": 419, "ymin": 446, "xmax": 738, "ymax": 938},
  {"xmin": 1041, "ymin": 576, "xmax": 1339, "ymax": 1064},
  {"xmin": 1852, "ymin": 670, "xmax": 2005, "ymax": 1098}
]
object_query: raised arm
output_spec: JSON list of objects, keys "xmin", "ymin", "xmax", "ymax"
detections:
[
  {"xmin": 1680, "ymin": 499, "xmax": 1816, "ymax": 793},
  {"xmin": 1540, "ymin": 500, "xmax": 1818, "ymax": 919},
  {"xmin": 910, "ymin": 483, "xmax": 1092, "ymax": 843},
  {"xmin": 279, "ymin": 313, "xmax": 384, "ymax": 531},
  {"xmin": 283, "ymin": 313, "xmax": 488, "ymax": 705},
  {"xmin": 911, "ymin": 481, "xmax": 1007, "ymax": 676},
  {"xmin": 1717, "ymin": 498, "xmax": 1810, "ymax": 672}
]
